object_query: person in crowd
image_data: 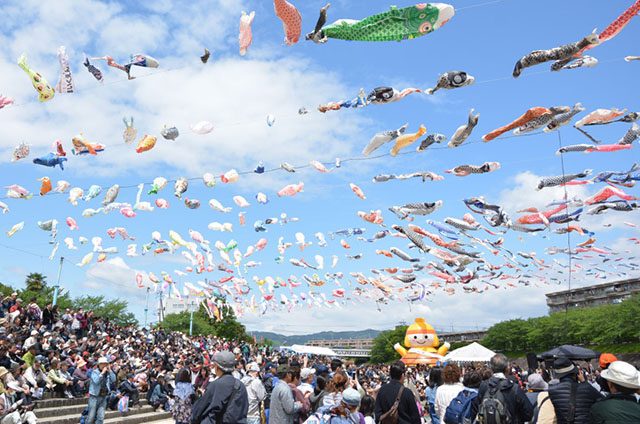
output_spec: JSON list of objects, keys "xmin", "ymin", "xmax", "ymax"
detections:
[
  {"xmin": 312, "ymin": 388, "xmax": 364, "ymax": 423},
  {"xmin": 310, "ymin": 375, "xmax": 327, "ymax": 412},
  {"xmin": 262, "ymin": 362, "xmax": 278, "ymax": 420},
  {"xmin": 526, "ymin": 372, "xmax": 556, "ymax": 423},
  {"xmin": 73, "ymin": 358, "xmax": 90, "ymax": 396},
  {"xmin": 86, "ymin": 357, "xmax": 116, "ymax": 424},
  {"xmin": 360, "ymin": 394, "xmax": 375, "ymax": 424},
  {"xmin": 595, "ymin": 353, "xmax": 617, "ymax": 395},
  {"xmin": 546, "ymin": 357, "xmax": 602, "ymax": 424},
  {"xmin": 171, "ymin": 368, "xmax": 194, "ymax": 424},
  {"xmin": 118, "ymin": 373, "xmax": 141, "ymax": 408},
  {"xmin": 149, "ymin": 374, "xmax": 171, "ymax": 411},
  {"xmin": 435, "ymin": 363, "xmax": 464, "ymax": 422},
  {"xmin": 20, "ymin": 346, "xmax": 36, "ymax": 369},
  {"xmin": 47, "ymin": 359, "xmax": 73, "ymax": 398},
  {"xmin": 269, "ymin": 364, "xmax": 303, "ymax": 424},
  {"xmin": 41, "ymin": 303, "xmax": 55, "ymax": 330},
  {"xmin": 5, "ymin": 364, "xmax": 31, "ymax": 403},
  {"xmin": 22, "ymin": 357, "xmax": 46, "ymax": 399},
  {"xmin": 191, "ymin": 351, "xmax": 249, "ymax": 424},
  {"xmin": 242, "ymin": 362, "xmax": 266, "ymax": 424},
  {"xmin": 298, "ymin": 367, "xmax": 315, "ymax": 396},
  {"xmin": 471, "ymin": 353, "xmax": 533, "ymax": 424},
  {"xmin": 589, "ymin": 360, "xmax": 640, "ymax": 423},
  {"xmin": 330, "ymin": 359, "xmax": 343, "ymax": 378},
  {"xmin": 323, "ymin": 372, "xmax": 348, "ymax": 408},
  {"xmin": 374, "ymin": 361, "xmax": 421, "ymax": 424},
  {"xmin": 194, "ymin": 366, "xmax": 211, "ymax": 395},
  {"xmin": 425, "ymin": 366, "xmax": 443, "ymax": 424},
  {"xmin": 288, "ymin": 364, "xmax": 310, "ymax": 423}
]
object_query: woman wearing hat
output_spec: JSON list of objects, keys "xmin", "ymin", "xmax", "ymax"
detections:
[
  {"xmin": 589, "ymin": 360, "xmax": 640, "ymax": 422},
  {"xmin": 72, "ymin": 358, "xmax": 90, "ymax": 395}
]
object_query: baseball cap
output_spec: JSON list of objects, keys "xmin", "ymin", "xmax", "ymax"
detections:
[{"xmin": 301, "ymin": 367, "xmax": 316, "ymax": 379}]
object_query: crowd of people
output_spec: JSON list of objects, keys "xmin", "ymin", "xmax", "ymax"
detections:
[{"xmin": 1, "ymin": 291, "xmax": 639, "ymax": 424}]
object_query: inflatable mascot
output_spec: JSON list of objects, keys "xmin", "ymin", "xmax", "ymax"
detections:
[{"xmin": 394, "ymin": 317, "xmax": 450, "ymax": 365}]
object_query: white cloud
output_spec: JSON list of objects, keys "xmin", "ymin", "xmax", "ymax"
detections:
[
  {"xmin": 0, "ymin": 0, "xmax": 366, "ymax": 194},
  {"xmin": 84, "ymin": 256, "xmax": 146, "ymax": 297},
  {"xmin": 241, "ymin": 283, "xmax": 553, "ymax": 336},
  {"xmin": 497, "ymin": 171, "xmax": 590, "ymax": 214}
]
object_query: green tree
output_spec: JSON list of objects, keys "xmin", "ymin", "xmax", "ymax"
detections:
[
  {"xmin": 482, "ymin": 295, "xmax": 640, "ymax": 354},
  {"xmin": 159, "ymin": 304, "xmax": 250, "ymax": 341},
  {"xmin": 73, "ymin": 295, "xmax": 138, "ymax": 327},
  {"xmin": 25, "ymin": 273, "xmax": 46, "ymax": 292},
  {"xmin": 370, "ymin": 325, "xmax": 407, "ymax": 364}
]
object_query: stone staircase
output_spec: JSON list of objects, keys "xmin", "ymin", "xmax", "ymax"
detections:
[{"xmin": 35, "ymin": 396, "xmax": 172, "ymax": 424}]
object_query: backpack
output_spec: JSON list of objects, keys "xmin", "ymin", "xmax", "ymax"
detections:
[
  {"xmin": 262, "ymin": 375, "xmax": 274, "ymax": 408},
  {"xmin": 476, "ymin": 380, "xmax": 515, "ymax": 424},
  {"xmin": 444, "ymin": 389, "xmax": 477, "ymax": 424},
  {"xmin": 379, "ymin": 386, "xmax": 404, "ymax": 424}
]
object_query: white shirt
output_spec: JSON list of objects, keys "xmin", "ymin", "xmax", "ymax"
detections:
[
  {"xmin": 435, "ymin": 382, "xmax": 464, "ymax": 421},
  {"xmin": 298, "ymin": 382, "xmax": 313, "ymax": 396}
]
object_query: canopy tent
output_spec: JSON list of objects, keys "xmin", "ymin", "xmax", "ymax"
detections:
[
  {"xmin": 538, "ymin": 345, "xmax": 600, "ymax": 361},
  {"xmin": 288, "ymin": 344, "xmax": 337, "ymax": 356},
  {"xmin": 444, "ymin": 342, "xmax": 496, "ymax": 363}
]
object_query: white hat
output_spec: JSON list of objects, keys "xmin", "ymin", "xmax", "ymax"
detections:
[
  {"xmin": 97, "ymin": 357, "xmax": 109, "ymax": 365},
  {"xmin": 30, "ymin": 330, "xmax": 38, "ymax": 336},
  {"xmin": 247, "ymin": 362, "xmax": 260, "ymax": 373},
  {"xmin": 301, "ymin": 367, "xmax": 316, "ymax": 379},
  {"xmin": 601, "ymin": 360, "xmax": 640, "ymax": 389}
]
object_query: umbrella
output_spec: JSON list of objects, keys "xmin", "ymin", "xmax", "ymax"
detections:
[{"xmin": 538, "ymin": 345, "xmax": 600, "ymax": 361}]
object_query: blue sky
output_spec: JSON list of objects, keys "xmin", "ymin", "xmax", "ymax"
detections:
[{"xmin": 0, "ymin": 0, "xmax": 638, "ymax": 335}]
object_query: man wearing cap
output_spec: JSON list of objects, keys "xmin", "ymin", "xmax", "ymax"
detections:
[
  {"xmin": 298, "ymin": 368, "xmax": 315, "ymax": 396},
  {"xmin": 589, "ymin": 360, "xmax": 640, "ymax": 422},
  {"xmin": 270, "ymin": 364, "xmax": 303, "ymax": 424},
  {"xmin": 86, "ymin": 357, "xmax": 115, "ymax": 424},
  {"xmin": 595, "ymin": 353, "xmax": 617, "ymax": 395},
  {"xmin": 191, "ymin": 351, "xmax": 249, "ymax": 424},
  {"xmin": 242, "ymin": 362, "xmax": 266, "ymax": 424},
  {"xmin": 23, "ymin": 357, "xmax": 46, "ymax": 399},
  {"xmin": 547, "ymin": 357, "xmax": 602, "ymax": 424}
]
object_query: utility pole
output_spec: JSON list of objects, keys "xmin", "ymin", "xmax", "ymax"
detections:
[
  {"xmin": 188, "ymin": 297, "xmax": 198, "ymax": 336},
  {"xmin": 52, "ymin": 257, "xmax": 64, "ymax": 306},
  {"xmin": 144, "ymin": 287, "xmax": 151, "ymax": 328}
]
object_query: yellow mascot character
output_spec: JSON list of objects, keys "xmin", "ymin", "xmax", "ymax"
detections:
[{"xmin": 394, "ymin": 318, "xmax": 449, "ymax": 366}]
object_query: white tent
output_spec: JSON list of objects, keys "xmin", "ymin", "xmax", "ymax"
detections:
[
  {"xmin": 289, "ymin": 344, "xmax": 337, "ymax": 356},
  {"xmin": 444, "ymin": 342, "xmax": 495, "ymax": 363}
]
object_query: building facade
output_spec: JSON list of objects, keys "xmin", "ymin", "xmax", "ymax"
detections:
[
  {"xmin": 308, "ymin": 338, "xmax": 374, "ymax": 350},
  {"xmin": 545, "ymin": 279, "xmax": 640, "ymax": 313},
  {"xmin": 162, "ymin": 296, "xmax": 201, "ymax": 317}
]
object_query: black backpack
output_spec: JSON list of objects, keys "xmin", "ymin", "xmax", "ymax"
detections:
[
  {"xmin": 262, "ymin": 375, "xmax": 274, "ymax": 408},
  {"xmin": 476, "ymin": 380, "xmax": 515, "ymax": 424}
]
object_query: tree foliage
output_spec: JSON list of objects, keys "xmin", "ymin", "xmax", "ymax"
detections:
[
  {"xmin": 2, "ymin": 273, "xmax": 137, "ymax": 327},
  {"xmin": 370, "ymin": 325, "xmax": 407, "ymax": 364},
  {"xmin": 482, "ymin": 295, "xmax": 640, "ymax": 353},
  {"xmin": 25, "ymin": 273, "xmax": 46, "ymax": 292},
  {"xmin": 74, "ymin": 295, "xmax": 138, "ymax": 327},
  {"xmin": 159, "ymin": 304, "xmax": 250, "ymax": 341}
]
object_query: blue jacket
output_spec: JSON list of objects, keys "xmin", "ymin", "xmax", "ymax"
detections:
[{"xmin": 88, "ymin": 368, "xmax": 116, "ymax": 397}]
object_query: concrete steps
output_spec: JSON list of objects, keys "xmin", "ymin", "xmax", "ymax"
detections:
[{"xmin": 35, "ymin": 396, "xmax": 171, "ymax": 424}]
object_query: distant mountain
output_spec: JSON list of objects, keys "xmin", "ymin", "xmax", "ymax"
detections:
[{"xmin": 249, "ymin": 329, "xmax": 382, "ymax": 345}]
